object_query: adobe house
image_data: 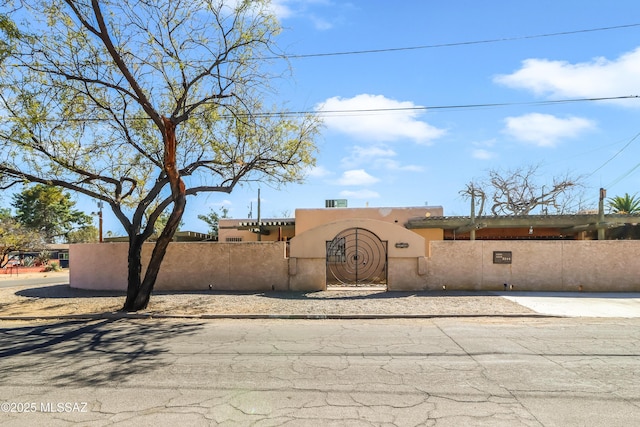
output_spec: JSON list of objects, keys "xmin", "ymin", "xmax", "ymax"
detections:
[
  {"xmin": 70, "ymin": 201, "xmax": 640, "ymax": 293},
  {"xmin": 218, "ymin": 204, "xmax": 444, "ymax": 291},
  {"xmin": 406, "ymin": 213, "xmax": 640, "ymax": 240},
  {"xmin": 288, "ymin": 205, "xmax": 443, "ymax": 291},
  {"xmin": 219, "ymin": 205, "xmax": 443, "ymax": 246}
]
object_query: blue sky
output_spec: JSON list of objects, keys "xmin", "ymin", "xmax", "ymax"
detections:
[
  {"xmin": 11, "ymin": 0, "xmax": 640, "ymax": 235},
  {"xmin": 205, "ymin": 0, "xmax": 640, "ymax": 224}
]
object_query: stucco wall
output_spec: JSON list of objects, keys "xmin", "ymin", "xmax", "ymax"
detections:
[
  {"xmin": 289, "ymin": 218, "xmax": 426, "ymax": 259},
  {"xmin": 71, "ymin": 239, "xmax": 640, "ymax": 293},
  {"xmin": 294, "ymin": 206, "xmax": 443, "ymax": 235},
  {"xmin": 288, "ymin": 258, "xmax": 325, "ymax": 291},
  {"xmin": 427, "ymin": 240, "xmax": 640, "ymax": 292},
  {"xmin": 288, "ymin": 218, "xmax": 428, "ymax": 291},
  {"xmin": 70, "ymin": 242, "xmax": 289, "ymax": 291},
  {"xmin": 387, "ymin": 258, "xmax": 428, "ymax": 291}
]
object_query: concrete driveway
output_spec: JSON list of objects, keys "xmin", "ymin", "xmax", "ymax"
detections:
[{"xmin": 502, "ymin": 292, "xmax": 640, "ymax": 317}]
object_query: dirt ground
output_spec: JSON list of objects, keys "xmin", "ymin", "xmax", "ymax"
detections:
[{"xmin": 0, "ymin": 271, "xmax": 536, "ymax": 318}]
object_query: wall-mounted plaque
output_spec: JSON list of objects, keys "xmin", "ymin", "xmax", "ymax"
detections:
[{"xmin": 493, "ymin": 251, "xmax": 512, "ymax": 264}]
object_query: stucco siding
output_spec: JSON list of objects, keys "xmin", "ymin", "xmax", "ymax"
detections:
[
  {"xmin": 71, "ymin": 240, "xmax": 640, "ymax": 293},
  {"xmin": 427, "ymin": 240, "xmax": 640, "ymax": 292},
  {"xmin": 288, "ymin": 258, "xmax": 325, "ymax": 291},
  {"xmin": 71, "ymin": 242, "xmax": 288, "ymax": 291},
  {"xmin": 426, "ymin": 242, "xmax": 483, "ymax": 290},
  {"xmin": 387, "ymin": 258, "xmax": 428, "ymax": 291}
]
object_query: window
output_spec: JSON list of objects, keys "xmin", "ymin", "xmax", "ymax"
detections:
[
  {"xmin": 225, "ymin": 237, "xmax": 243, "ymax": 242},
  {"xmin": 327, "ymin": 237, "xmax": 346, "ymax": 263}
]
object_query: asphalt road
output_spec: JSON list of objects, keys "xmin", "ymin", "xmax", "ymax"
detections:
[
  {"xmin": 0, "ymin": 317, "xmax": 639, "ymax": 426},
  {"xmin": 0, "ymin": 273, "xmax": 70, "ymax": 289}
]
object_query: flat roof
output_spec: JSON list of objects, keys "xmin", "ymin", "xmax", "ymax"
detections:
[{"xmin": 406, "ymin": 214, "xmax": 640, "ymax": 233}]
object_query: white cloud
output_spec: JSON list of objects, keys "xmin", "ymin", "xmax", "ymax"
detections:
[
  {"xmin": 271, "ymin": 0, "xmax": 337, "ymax": 30},
  {"xmin": 341, "ymin": 145, "xmax": 424, "ymax": 171},
  {"xmin": 374, "ymin": 158, "xmax": 424, "ymax": 172},
  {"xmin": 309, "ymin": 15, "xmax": 333, "ymax": 30},
  {"xmin": 471, "ymin": 139, "xmax": 497, "ymax": 160},
  {"xmin": 305, "ymin": 165, "xmax": 332, "ymax": 178},
  {"xmin": 495, "ymin": 47, "xmax": 640, "ymax": 103},
  {"xmin": 340, "ymin": 189, "xmax": 381, "ymax": 199},
  {"xmin": 503, "ymin": 113, "xmax": 595, "ymax": 147},
  {"xmin": 270, "ymin": 2, "xmax": 295, "ymax": 19},
  {"xmin": 472, "ymin": 149, "xmax": 496, "ymax": 160},
  {"xmin": 341, "ymin": 145, "xmax": 396, "ymax": 168},
  {"xmin": 317, "ymin": 94, "xmax": 446, "ymax": 144},
  {"xmin": 336, "ymin": 169, "xmax": 379, "ymax": 186}
]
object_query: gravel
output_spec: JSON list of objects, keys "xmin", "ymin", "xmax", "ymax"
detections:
[{"xmin": 0, "ymin": 284, "xmax": 537, "ymax": 318}]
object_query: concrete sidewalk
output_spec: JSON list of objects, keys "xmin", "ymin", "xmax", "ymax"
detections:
[{"xmin": 502, "ymin": 292, "xmax": 640, "ymax": 318}]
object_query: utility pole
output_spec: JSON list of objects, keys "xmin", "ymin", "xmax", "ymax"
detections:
[
  {"xmin": 257, "ymin": 188, "xmax": 262, "ymax": 242},
  {"xmin": 93, "ymin": 201, "xmax": 104, "ymax": 243},
  {"xmin": 598, "ymin": 188, "xmax": 606, "ymax": 240},
  {"xmin": 470, "ymin": 186, "xmax": 476, "ymax": 241}
]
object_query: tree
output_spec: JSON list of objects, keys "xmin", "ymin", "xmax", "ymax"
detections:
[
  {"xmin": 0, "ymin": 1, "xmax": 320, "ymax": 311},
  {"xmin": 608, "ymin": 193, "xmax": 640, "ymax": 214},
  {"xmin": 12, "ymin": 184, "xmax": 93, "ymax": 243},
  {"xmin": 0, "ymin": 211, "xmax": 46, "ymax": 268},
  {"xmin": 460, "ymin": 165, "xmax": 581, "ymax": 216},
  {"xmin": 198, "ymin": 206, "xmax": 229, "ymax": 237},
  {"xmin": 148, "ymin": 211, "xmax": 183, "ymax": 241},
  {"xmin": 0, "ymin": 13, "xmax": 20, "ymax": 61},
  {"xmin": 67, "ymin": 226, "xmax": 99, "ymax": 243}
]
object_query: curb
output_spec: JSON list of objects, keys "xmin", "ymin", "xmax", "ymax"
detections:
[{"xmin": 0, "ymin": 312, "xmax": 563, "ymax": 321}]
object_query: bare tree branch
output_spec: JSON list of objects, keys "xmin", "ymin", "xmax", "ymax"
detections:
[{"xmin": 461, "ymin": 165, "xmax": 582, "ymax": 216}]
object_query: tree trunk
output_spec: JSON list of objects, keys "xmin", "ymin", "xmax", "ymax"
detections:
[
  {"xmin": 123, "ymin": 197, "xmax": 186, "ymax": 311},
  {"xmin": 122, "ymin": 117, "xmax": 186, "ymax": 312},
  {"xmin": 122, "ymin": 234, "xmax": 144, "ymax": 311}
]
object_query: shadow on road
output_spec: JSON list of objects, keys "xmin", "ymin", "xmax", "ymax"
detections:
[
  {"xmin": 0, "ymin": 319, "xmax": 203, "ymax": 386},
  {"xmin": 15, "ymin": 284, "xmax": 125, "ymax": 299}
]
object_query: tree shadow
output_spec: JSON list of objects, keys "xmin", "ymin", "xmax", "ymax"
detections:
[
  {"xmin": 15, "ymin": 284, "xmax": 125, "ymax": 299},
  {"xmin": 250, "ymin": 290, "xmax": 494, "ymax": 301},
  {"xmin": 0, "ymin": 318, "xmax": 203, "ymax": 386}
]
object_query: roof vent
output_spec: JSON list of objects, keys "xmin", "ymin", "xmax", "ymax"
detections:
[{"xmin": 325, "ymin": 199, "xmax": 347, "ymax": 208}]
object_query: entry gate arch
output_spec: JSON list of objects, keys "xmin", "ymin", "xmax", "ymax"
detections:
[{"xmin": 326, "ymin": 227, "xmax": 387, "ymax": 286}]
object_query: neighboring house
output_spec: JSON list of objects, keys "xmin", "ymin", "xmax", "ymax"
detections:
[
  {"xmin": 218, "ymin": 218, "xmax": 295, "ymax": 243},
  {"xmin": 104, "ymin": 231, "xmax": 213, "ymax": 243},
  {"xmin": 2, "ymin": 244, "xmax": 70, "ymax": 269},
  {"xmin": 218, "ymin": 203, "xmax": 640, "ymax": 244}
]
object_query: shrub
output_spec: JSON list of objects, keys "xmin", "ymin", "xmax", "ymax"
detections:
[
  {"xmin": 44, "ymin": 262, "xmax": 61, "ymax": 272},
  {"xmin": 22, "ymin": 256, "xmax": 35, "ymax": 267},
  {"xmin": 36, "ymin": 251, "xmax": 51, "ymax": 266}
]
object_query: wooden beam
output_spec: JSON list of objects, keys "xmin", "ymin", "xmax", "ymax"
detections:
[
  {"xmin": 406, "ymin": 214, "xmax": 640, "ymax": 230},
  {"xmin": 455, "ymin": 222, "xmax": 487, "ymax": 233}
]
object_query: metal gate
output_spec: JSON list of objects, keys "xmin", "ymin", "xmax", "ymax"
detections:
[{"xmin": 326, "ymin": 228, "xmax": 387, "ymax": 286}]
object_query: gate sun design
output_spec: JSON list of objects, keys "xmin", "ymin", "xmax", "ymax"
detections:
[{"xmin": 326, "ymin": 228, "xmax": 387, "ymax": 286}]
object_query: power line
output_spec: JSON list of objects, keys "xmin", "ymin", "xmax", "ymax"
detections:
[
  {"xmin": 9, "ymin": 22, "xmax": 637, "ymax": 67},
  {"xmin": 605, "ymin": 162, "xmax": 640, "ymax": 189},
  {"xmin": 587, "ymin": 131, "xmax": 640, "ymax": 178},
  {"xmin": 253, "ymin": 95, "xmax": 640, "ymax": 118},
  {"xmin": 1, "ymin": 95, "xmax": 637, "ymax": 123},
  {"xmin": 277, "ymin": 23, "xmax": 640, "ymax": 59}
]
